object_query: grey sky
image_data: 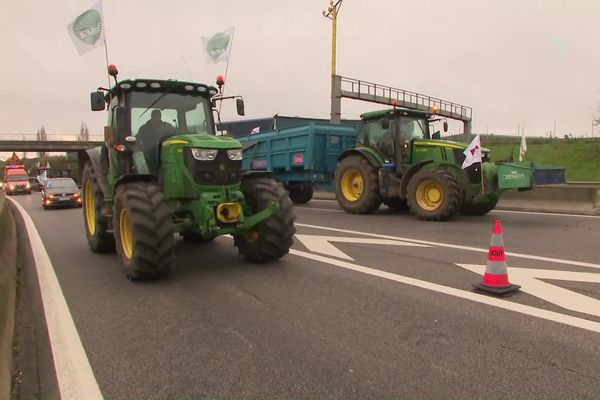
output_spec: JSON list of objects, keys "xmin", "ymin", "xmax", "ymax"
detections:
[{"xmin": 1, "ymin": 0, "xmax": 599, "ymax": 138}]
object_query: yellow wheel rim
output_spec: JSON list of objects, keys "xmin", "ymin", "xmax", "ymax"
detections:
[
  {"xmin": 119, "ymin": 209, "xmax": 133, "ymax": 259},
  {"xmin": 340, "ymin": 169, "xmax": 363, "ymax": 201},
  {"xmin": 85, "ymin": 179, "xmax": 96, "ymax": 236},
  {"xmin": 416, "ymin": 180, "xmax": 444, "ymax": 211}
]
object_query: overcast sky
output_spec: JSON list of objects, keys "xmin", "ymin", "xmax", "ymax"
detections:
[{"xmin": 1, "ymin": 0, "xmax": 599, "ymax": 139}]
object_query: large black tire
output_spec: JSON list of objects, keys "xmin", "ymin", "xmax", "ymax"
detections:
[
  {"xmin": 461, "ymin": 197, "xmax": 499, "ymax": 216},
  {"xmin": 82, "ymin": 162, "xmax": 115, "ymax": 253},
  {"xmin": 113, "ymin": 183, "xmax": 175, "ymax": 280},
  {"xmin": 288, "ymin": 183, "xmax": 314, "ymax": 204},
  {"xmin": 383, "ymin": 197, "xmax": 409, "ymax": 212},
  {"xmin": 334, "ymin": 155, "xmax": 381, "ymax": 214},
  {"xmin": 181, "ymin": 231, "xmax": 217, "ymax": 243},
  {"xmin": 234, "ymin": 177, "xmax": 296, "ymax": 262},
  {"xmin": 407, "ymin": 169, "xmax": 462, "ymax": 221}
]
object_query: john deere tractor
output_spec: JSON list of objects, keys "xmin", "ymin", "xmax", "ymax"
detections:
[
  {"xmin": 334, "ymin": 105, "xmax": 537, "ymax": 221},
  {"xmin": 80, "ymin": 67, "xmax": 295, "ymax": 280}
]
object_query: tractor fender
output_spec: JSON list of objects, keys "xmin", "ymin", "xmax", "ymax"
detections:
[
  {"xmin": 114, "ymin": 174, "xmax": 156, "ymax": 189},
  {"xmin": 79, "ymin": 147, "xmax": 108, "ymax": 195},
  {"xmin": 337, "ymin": 149, "xmax": 381, "ymax": 169},
  {"xmin": 399, "ymin": 160, "xmax": 434, "ymax": 197}
]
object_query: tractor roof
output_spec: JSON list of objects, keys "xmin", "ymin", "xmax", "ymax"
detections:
[
  {"xmin": 110, "ymin": 79, "xmax": 219, "ymax": 98},
  {"xmin": 360, "ymin": 108, "xmax": 432, "ymax": 121}
]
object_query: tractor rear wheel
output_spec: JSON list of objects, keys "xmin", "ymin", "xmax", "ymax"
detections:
[
  {"xmin": 334, "ymin": 155, "xmax": 381, "ymax": 214},
  {"xmin": 288, "ymin": 182, "xmax": 314, "ymax": 204},
  {"xmin": 407, "ymin": 169, "xmax": 462, "ymax": 221},
  {"xmin": 234, "ymin": 176, "xmax": 296, "ymax": 262},
  {"xmin": 82, "ymin": 162, "xmax": 115, "ymax": 253},
  {"xmin": 113, "ymin": 182, "xmax": 175, "ymax": 280}
]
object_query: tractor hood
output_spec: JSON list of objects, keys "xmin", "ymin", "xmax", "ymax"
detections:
[{"xmin": 162, "ymin": 133, "xmax": 242, "ymax": 149}]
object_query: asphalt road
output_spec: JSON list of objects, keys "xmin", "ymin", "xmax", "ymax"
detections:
[{"xmin": 10, "ymin": 193, "xmax": 600, "ymax": 399}]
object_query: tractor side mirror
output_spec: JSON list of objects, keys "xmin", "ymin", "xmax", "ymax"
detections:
[
  {"xmin": 381, "ymin": 117, "xmax": 390, "ymax": 130},
  {"xmin": 236, "ymin": 98, "xmax": 245, "ymax": 116},
  {"xmin": 443, "ymin": 121, "xmax": 449, "ymax": 132},
  {"xmin": 90, "ymin": 91, "xmax": 105, "ymax": 111}
]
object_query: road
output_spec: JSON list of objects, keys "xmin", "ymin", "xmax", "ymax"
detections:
[{"xmin": 9, "ymin": 194, "xmax": 600, "ymax": 399}]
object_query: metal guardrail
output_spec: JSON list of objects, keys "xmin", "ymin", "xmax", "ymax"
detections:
[{"xmin": 338, "ymin": 76, "xmax": 472, "ymax": 122}]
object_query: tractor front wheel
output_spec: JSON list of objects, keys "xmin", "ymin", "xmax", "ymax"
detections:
[
  {"xmin": 461, "ymin": 197, "xmax": 499, "ymax": 216},
  {"xmin": 334, "ymin": 155, "xmax": 381, "ymax": 214},
  {"xmin": 407, "ymin": 169, "xmax": 462, "ymax": 221},
  {"xmin": 82, "ymin": 162, "xmax": 115, "ymax": 253},
  {"xmin": 113, "ymin": 183, "xmax": 175, "ymax": 280},
  {"xmin": 288, "ymin": 182, "xmax": 314, "ymax": 204},
  {"xmin": 234, "ymin": 177, "xmax": 296, "ymax": 262}
]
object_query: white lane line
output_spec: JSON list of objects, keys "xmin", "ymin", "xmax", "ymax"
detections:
[
  {"xmin": 294, "ymin": 207, "xmax": 343, "ymax": 213},
  {"xmin": 310, "ymin": 198, "xmax": 600, "ymax": 219},
  {"xmin": 295, "ymin": 223, "xmax": 600, "ymax": 270},
  {"xmin": 288, "ymin": 248, "xmax": 600, "ymax": 334},
  {"xmin": 491, "ymin": 209, "xmax": 600, "ymax": 219},
  {"xmin": 8, "ymin": 199, "xmax": 104, "ymax": 400}
]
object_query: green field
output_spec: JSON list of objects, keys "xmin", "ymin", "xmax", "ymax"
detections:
[{"xmin": 483, "ymin": 138, "xmax": 600, "ymax": 181}]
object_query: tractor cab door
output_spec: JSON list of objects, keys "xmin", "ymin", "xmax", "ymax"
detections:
[
  {"xmin": 356, "ymin": 118, "xmax": 395, "ymax": 163},
  {"xmin": 393, "ymin": 116, "xmax": 430, "ymax": 166}
]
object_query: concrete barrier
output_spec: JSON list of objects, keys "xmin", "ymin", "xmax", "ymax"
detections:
[
  {"xmin": 0, "ymin": 190, "xmax": 17, "ymax": 399},
  {"xmin": 313, "ymin": 184, "xmax": 600, "ymax": 216}
]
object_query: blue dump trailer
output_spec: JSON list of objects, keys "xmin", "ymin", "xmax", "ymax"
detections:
[{"xmin": 238, "ymin": 123, "xmax": 359, "ymax": 203}]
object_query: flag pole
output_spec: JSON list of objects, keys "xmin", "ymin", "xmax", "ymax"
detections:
[
  {"xmin": 99, "ymin": 0, "xmax": 112, "ymax": 92},
  {"xmin": 218, "ymin": 27, "xmax": 235, "ymax": 115}
]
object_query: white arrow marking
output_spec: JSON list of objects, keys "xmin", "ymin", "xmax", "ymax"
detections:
[
  {"xmin": 295, "ymin": 234, "xmax": 431, "ymax": 261},
  {"xmin": 457, "ymin": 264, "xmax": 600, "ymax": 318}
]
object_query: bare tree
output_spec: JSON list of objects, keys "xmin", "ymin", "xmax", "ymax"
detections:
[
  {"xmin": 37, "ymin": 126, "xmax": 47, "ymax": 159},
  {"xmin": 77, "ymin": 121, "xmax": 90, "ymax": 141}
]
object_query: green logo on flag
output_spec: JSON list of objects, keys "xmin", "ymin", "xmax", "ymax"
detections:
[
  {"xmin": 72, "ymin": 9, "xmax": 103, "ymax": 45},
  {"xmin": 206, "ymin": 32, "xmax": 230, "ymax": 61}
]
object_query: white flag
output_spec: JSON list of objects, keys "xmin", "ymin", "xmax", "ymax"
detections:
[
  {"xmin": 67, "ymin": 1, "xmax": 105, "ymax": 56},
  {"xmin": 250, "ymin": 126, "xmax": 260, "ymax": 135},
  {"xmin": 462, "ymin": 134, "xmax": 482, "ymax": 169},
  {"xmin": 201, "ymin": 27, "xmax": 235, "ymax": 64},
  {"xmin": 519, "ymin": 133, "xmax": 527, "ymax": 161}
]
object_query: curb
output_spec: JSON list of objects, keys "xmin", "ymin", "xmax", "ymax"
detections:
[{"xmin": 0, "ymin": 191, "xmax": 17, "ymax": 399}]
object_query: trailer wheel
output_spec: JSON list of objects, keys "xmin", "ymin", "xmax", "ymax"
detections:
[
  {"xmin": 82, "ymin": 162, "xmax": 115, "ymax": 253},
  {"xmin": 334, "ymin": 155, "xmax": 381, "ymax": 214},
  {"xmin": 461, "ymin": 197, "xmax": 499, "ymax": 216},
  {"xmin": 234, "ymin": 177, "xmax": 296, "ymax": 262},
  {"xmin": 407, "ymin": 169, "xmax": 462, "ymax": 221},
  {"xmin": 113, "ymin": 183, "xmax": 175, "ymax": 280},
  {"xmin": 383, "ymin": 197, "xmax": 409, "ymax": 212},
  {"xmin": 288, "ymin": 182, "xmax": 314, "ymax": 204}
]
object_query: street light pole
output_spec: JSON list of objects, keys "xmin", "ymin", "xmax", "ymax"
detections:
[{"xmin": 323, "ymin": 0, "xmax": 343, "ymax": 124}]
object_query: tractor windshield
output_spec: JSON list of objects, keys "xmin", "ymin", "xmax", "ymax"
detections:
[
  {"xmin": 129, "ymin": 91, "xmax": 213, "ymax": 138},
  {"xmin": 397, "ymin": 116, "xmax": 429, "ymax": 140},
  {"xmin": 356, "ymin": 119, "xmax": 394, "ymax": 160}
]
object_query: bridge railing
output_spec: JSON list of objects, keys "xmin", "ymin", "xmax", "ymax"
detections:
[{"xmin": 0, "ymin": 133, "xmax": 104, "ymax": 141}]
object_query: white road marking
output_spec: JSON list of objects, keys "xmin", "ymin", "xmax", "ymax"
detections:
[
  {"xmin": 309, "ymin": 198, "xmax": 600, "ymax": 219},
  {"xmin": 288, "ymin": 248, "xmax": 600, "ymax": 334},
  {"xmin": 296, "ymin": 223, "xmax": 600, "ymax": 270},
  {"xmin": 457, "ymin": 264, "xmax": 600, "ymax": 318},
  {"xmin": 8, "ymin": 199, "xmax": 104, "ymax": 400},
  {"xmin": 491, "ymin": 209, "xmax": 600, "ymax": 219},
  {"xmin": 294, "ymin": 207, "xmax": 343, "ymax": 213},
  {"xmin": 295, "ymin": 234, "xmax": 430, "ymax": 260}
]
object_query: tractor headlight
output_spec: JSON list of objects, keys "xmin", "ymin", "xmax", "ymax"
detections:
[
  {"xmin": 26, "ymin": 183, "xmax": 31, "ymax": 189},
  {"xmin": 226, "ymin": 149, "xmax": 243, "ymax": 161},
  {"xmin": 191, "ymin": 148, "xmax": 218, "ymax": 161}
]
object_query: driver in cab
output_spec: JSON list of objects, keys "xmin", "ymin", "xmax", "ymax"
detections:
[{"xmin": 136, "ymin": 109, "xmax": 175, "ymax": 173}]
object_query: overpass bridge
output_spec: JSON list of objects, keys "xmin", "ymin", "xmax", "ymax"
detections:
[{"xmin": 0, "ymin": 133, "xmax": 103, "ymax": 153}]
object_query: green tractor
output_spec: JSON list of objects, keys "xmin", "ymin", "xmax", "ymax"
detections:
[
  {"xmin": 80, "ymin": 67, "xmax": 295, "ymax": 280},
  {"xmin": 334, "ymin": 107, "xmax": 534, "ymax": 221}
]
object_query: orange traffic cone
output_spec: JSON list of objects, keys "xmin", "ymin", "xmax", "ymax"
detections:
[{"xmin": 473, "ymin": 220, "xmax": 520, "ymax": 295}]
